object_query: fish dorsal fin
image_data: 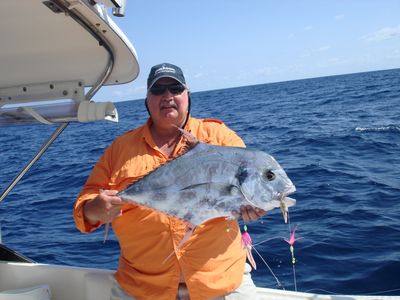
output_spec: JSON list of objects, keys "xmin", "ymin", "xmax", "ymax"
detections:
[
  {"xmin": 174, "ymin": 125, "xmax": 199, "ymax": 146},
  {"xmin": 173, "ymin": 125, "xmax": 201, "ymax": 156}
]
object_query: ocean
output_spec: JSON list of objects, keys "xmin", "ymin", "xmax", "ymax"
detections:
[{"xmin": 1, "ymin": 68, "xmax": 399, "ymax": 296}]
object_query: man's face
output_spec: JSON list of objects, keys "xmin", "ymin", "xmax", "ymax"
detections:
[{"xmin": 147, "ymin": 77, "xmax": 189, "ymax": 128}]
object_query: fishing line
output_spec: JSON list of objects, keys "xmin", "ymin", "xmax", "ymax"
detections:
[
  {"xmin": 242, "ymin": 221, "xmax": 286, "ymax": 290},
  {"xmin": 362, "ymin": 288, "xmax": 400, "ymax": 295},
  {"xmin": 285, "ymin": 211, "xmax": 298, "ymax": 292},
  {"xmin": 252, "ymin": 236, "xmax": 284, "ymax": 246},
  {"xmin": 305, "ymin": 287, "xmax": 400, "ymax": 295},
  {"xmin": 237, "ymin": 204, "xmax": 300, "ymax": 292},
  {"xmin": 252, "ymin": 245, "xmax": 285, "ymax": 290},
  {"xmin": 250, "ymin": 212, "xmax": 400, "ymax": 297},
  {"xmin": 248, "ymin": 210, "xmax": 299, "ymax": 291},
  {"xmin": 291, "ymin": 253, "xmax": 297, "ymax": 292}
]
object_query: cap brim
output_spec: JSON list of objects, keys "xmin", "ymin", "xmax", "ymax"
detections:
[{"xmin": 148, "ymin": 75, "xmax": 186, "ymax": 89}]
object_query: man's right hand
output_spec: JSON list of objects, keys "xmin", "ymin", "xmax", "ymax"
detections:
[{"xmin": 83, "ymin": 189, "xmax": 123, "ymax": 225}]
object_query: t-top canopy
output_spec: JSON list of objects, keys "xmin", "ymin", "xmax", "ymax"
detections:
[
  {"xmin": 0, "ymin": 0, "xmax": 139, "ymax": 125},
  {"xmin": 0, "ymin": 0, "xmax": 139, "ymax": 91}
]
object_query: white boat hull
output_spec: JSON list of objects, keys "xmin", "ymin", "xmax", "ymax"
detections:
[{"xmin": 1, "ymin": 262, "xmax": 398, "ymax": 300}]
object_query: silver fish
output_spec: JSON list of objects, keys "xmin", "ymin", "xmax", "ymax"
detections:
[{"xmin": 118, "ymin": 142, "xmax": 296, "ymax": 226}]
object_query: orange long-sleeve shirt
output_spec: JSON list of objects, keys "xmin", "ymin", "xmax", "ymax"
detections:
[{"xmin": 74, "ymin": 117, "xmax": 247, "ymax": 300}]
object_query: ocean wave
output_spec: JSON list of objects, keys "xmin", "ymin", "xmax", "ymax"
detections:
[{"xmin": 355, "ymin": 125, "xmax": 400, "ymax": 133}]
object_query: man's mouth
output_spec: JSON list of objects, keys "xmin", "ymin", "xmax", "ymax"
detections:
[{"xmin": 160, "ymin": 102, "xmax": 177, "ymax": 110}]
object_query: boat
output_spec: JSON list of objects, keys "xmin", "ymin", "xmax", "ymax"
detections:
[{"xmin": 0, "ymin": 1, "xmax": 398, "ymax": 299}]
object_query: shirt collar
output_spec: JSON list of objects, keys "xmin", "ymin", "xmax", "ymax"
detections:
[{"xmin": 142, "ymin": 115, "xmax": 194, "ymax": 147}]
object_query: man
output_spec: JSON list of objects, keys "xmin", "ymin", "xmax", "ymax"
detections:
[{"xmin": 74, "ymin": 63, "xmax": 265, "ymax": 300}]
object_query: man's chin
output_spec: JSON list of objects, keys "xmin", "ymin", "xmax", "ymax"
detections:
[{"xmin": 161, "ymin": 109, "xmax": 179, "ymax": 118}]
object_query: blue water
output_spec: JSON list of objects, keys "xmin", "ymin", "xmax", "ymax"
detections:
[{"xmin": 1, "ymin": 69, "xmax": 399, "ymax": 296}]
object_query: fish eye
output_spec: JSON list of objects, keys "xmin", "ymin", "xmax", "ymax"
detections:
[{"xmin": 263, "ymin": 170, "xmax": 275, "ymax": 181}]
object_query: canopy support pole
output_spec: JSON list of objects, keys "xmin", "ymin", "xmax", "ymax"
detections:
[
  {"xmin": 0, "ymin": 123, "xmax": 68, "ymax": 203},
  {"xmin": 0, "ymin": 0, "xmax": 115, "ymax": 203}
]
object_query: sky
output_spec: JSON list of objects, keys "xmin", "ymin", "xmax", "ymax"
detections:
[{"xmin": 95, "ymin": 0, "xmax": 400, "ymax": 102}]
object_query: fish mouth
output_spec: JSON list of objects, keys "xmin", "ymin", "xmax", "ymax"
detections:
[
  {"xmin": 279, "ymin": 185, "xmax": 296, "ymax": 224},
  {"xmin": 240, "ymin": 184, "xmax": 296, "ymax": 223}
]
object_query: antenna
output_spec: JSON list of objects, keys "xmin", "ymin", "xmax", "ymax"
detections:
[{"xmin": 112, "ymin": 0, "xmax": 126, "ymax": 17}]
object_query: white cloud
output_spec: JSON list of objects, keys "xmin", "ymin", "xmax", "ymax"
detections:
[
  {"xmin": 300, "ymin": 45, "xmax": 330, "ymax": 58},
  {"xmin": 327, "ymin": 57, "xmax": 341, "ymax": 63},
  {"xmin": 315, "ymin": 45, "xmax": 330, "ymax": 52},
  {"xmin": 362, "ymin": 25, "xmax": 400, "ymax": 42},
  {"xmin": 256, "ymin": 66, "xmax": 278, "ymax": 77},
  {"xmin": 300, "ymin": 51, "xmax": 311, "ymax": 58},
  {"xmin": 304, "ymin": 25, "xmax": 313, "ymax": 31},
  {"xmin": 193, "ymin": 72, "xmax": 203, "ymax": 79},
  {"xmin": 286, "ymin": 63, "xmax": 306, "ymax": 73},
  {"xmin": 386, "ymin": 49, "xmax": 400, "ymax": 59},
  {"xmin": 335, "ymin": 14, "xmax": 344, "ymax": 20},
  {"xmin": 288, "ymin": 33, "xmax": 295, "ymax": 39},
  {"xmin": 112, "ymin": 85, "xmax": 146, "ymax": 100}
]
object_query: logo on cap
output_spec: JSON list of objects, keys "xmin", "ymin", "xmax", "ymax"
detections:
[{"xmin": 155, "ymin": 66, "xmax": 176, "ymax": 75}]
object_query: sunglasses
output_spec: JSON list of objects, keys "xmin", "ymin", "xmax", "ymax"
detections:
[{"xmin": 149, "ymin": 84, "xmax": 186, "ymax": 96}]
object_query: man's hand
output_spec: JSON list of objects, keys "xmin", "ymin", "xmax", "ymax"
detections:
[{"xmin": 83, "ymin": 189, "xmax": 123, "ymax": 225}]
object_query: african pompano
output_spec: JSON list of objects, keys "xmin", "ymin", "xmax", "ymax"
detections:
[{"xmin": 118, "ymin": 140, "xmax": 295, "ymax": 225}]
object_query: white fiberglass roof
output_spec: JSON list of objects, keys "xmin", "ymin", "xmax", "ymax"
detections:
[{"xmin": 0, "ymin": 0, "xmax": 139, "ymax": 91}]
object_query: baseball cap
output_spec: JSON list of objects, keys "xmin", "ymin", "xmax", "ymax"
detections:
[{"xmin": 147, "ymin": 63, "xmax": 186, "ymax": 89}]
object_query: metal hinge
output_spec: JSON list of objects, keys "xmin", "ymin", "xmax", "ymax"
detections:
[{"xmin": 42, "ymin": 1, "xmax": 66, "ymax": 14}]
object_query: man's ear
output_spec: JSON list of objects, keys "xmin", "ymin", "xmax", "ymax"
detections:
[
  {"xmin": 144, "ymin": 97, "xmax": 150, "ymax": 115},
  {"xmin": 187, "ymin": 92, "xmax": 191, "ymax": 114}
]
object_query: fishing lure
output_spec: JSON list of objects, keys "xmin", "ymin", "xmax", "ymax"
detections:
[
  {"xmin": 284, "ymin": 224, "xmax": 299, "ymax": 264},
  {"xmin": 284, "ymin": 224, "xmax": 301, "ymax": 291},
  {"xmin": 241, "ymin": 224, "xmax": 257, "ymax": 270}
]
